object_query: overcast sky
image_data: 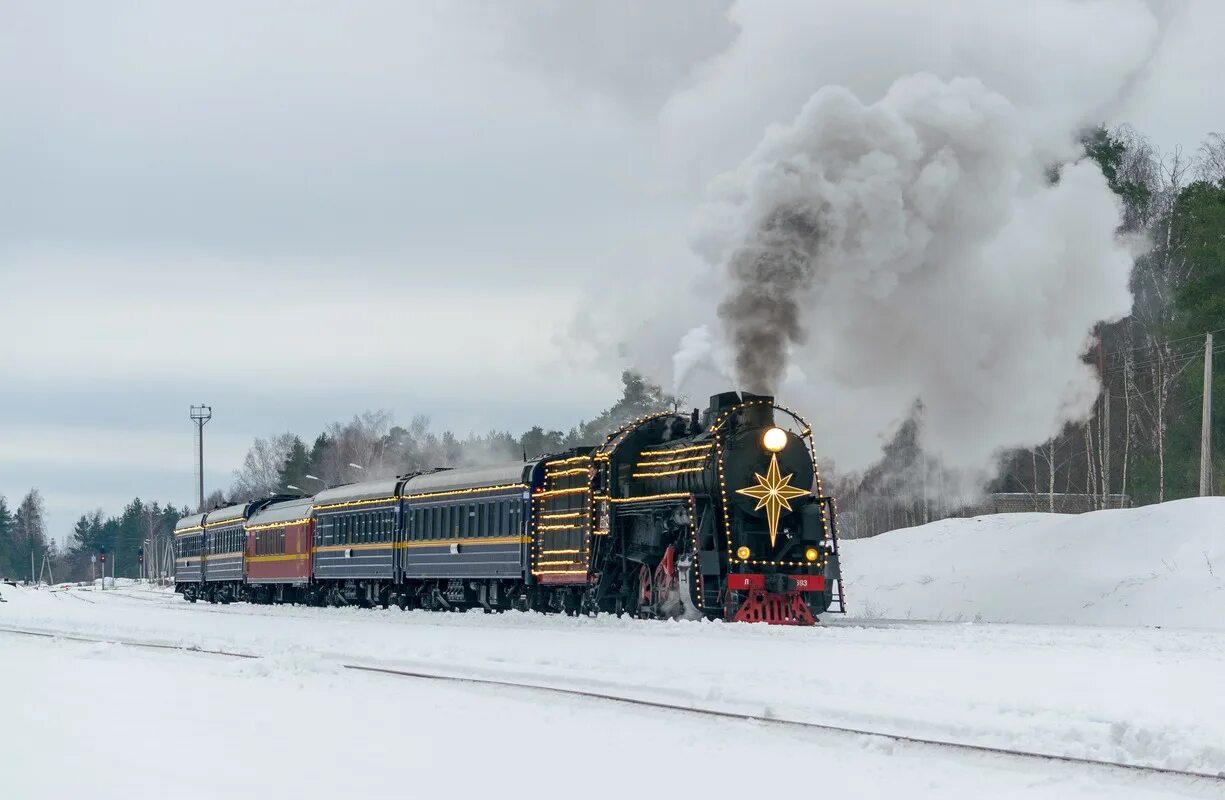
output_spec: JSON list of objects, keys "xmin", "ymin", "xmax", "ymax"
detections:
[{"xmin": 2, "ymin": 1, "xmax": 1221, "ymax": 542}]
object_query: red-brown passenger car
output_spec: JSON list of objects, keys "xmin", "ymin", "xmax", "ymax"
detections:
[{"xmin": 244, "ymin": 497, "xmax": 314, "ymax": 603}]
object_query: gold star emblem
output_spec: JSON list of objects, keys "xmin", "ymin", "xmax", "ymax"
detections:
[{"xmin": 735, "ymin": 454, "xmax": 809, "ymax": 547}]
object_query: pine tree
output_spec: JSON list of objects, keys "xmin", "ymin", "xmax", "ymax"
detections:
[
  {"xmin": 277, "ymin": 436, "xmax": 312, "ymax": 493},
  {"xmin": 13, "ymin": 489, "xmax": 48, "ymax": 583},
  {"xmin": 0, "ymin": 496, "xmax": 15, "ymax": 579}
]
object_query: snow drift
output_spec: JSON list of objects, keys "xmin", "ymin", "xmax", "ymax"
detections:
[{"xmin": 842, "ymin": 497, "xmax": 1225, "ymax": 628}]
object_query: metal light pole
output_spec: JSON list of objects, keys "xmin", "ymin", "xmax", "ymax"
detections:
[
  {"xmin": 190, "ymin": 405, "xmax": 213, "ymax": 510},
  {"xmin": 1200, "ymin": 333, "xmax": 1214, "ymax": 496}
]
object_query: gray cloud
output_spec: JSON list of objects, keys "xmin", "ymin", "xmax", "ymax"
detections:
[{"xmin": 1, "ymin": 0, "xmax": 1221, "ymax": 538}]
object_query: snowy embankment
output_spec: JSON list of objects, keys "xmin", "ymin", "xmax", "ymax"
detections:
[
  {"xmin": 842, "ymin": 497, "xmax": 1225, "ymax": 628},
  {"xmin": 3, "ymin": 581, "xmax": 1225, "ymax": 782}
]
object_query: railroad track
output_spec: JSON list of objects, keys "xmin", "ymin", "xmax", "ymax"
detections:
[{"xmin": 2, "ymin": 623, "xmax": 1221, "ymax": 789}]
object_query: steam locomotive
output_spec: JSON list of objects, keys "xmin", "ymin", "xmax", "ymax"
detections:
[{"xmin": 174, "ymin": 391, "xmax": 845, "ymax": 624}]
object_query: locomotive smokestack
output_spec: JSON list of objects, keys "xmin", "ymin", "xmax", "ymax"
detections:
[
  {"xmin": 741, "ymin": 392, "xmax": 775, "ymax": 427},
  {"xmin": 704, "ymin": 391, "xmax": 775, "ymax": 428}
]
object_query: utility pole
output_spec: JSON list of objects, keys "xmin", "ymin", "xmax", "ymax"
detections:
[
  {"xmin": 1200, "ymin": 333, "xmax": 1214, "ymax": 496},
  {"xmin": 190, "ymin": 405, "xmax": 213, "ymax": 511}
]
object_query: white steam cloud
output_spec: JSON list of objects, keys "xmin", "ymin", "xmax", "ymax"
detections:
[
  {"xmin": 684, "ymin": 72, "xmax": 1141, "ymax": 481},
  {"xmin": 487, "ymin": 0, "xmax": 1168, "ymax": 488}
]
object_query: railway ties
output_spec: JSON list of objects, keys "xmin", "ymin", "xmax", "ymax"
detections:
[{"xmin": 1, "ymin": 623, "xmax": 1222, "ymax": 790}]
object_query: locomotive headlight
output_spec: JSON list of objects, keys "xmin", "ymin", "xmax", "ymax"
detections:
[
  {"xmin": 762, "ymin": 427, "xmax": 788, "ymax": 453},
  {"xmin": 736, "ymin": 545, "xmax": 751, "ymax": 560},
  {"xmin": 804, "ymin": 547, "xmax": 819, "ymax": 563}
]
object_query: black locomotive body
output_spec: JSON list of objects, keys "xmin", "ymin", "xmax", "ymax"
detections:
[{"xmin": 174, "ymin": 391, "xmax": 844, "ymax": 624}]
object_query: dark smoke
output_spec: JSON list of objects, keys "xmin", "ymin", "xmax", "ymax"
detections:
[{"xmin": 716, "ymin": 205, "xmax": 821, "ymax": 394}]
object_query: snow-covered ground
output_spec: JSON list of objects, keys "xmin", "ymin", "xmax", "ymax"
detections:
[
  {"xmin": 7, "ymin": 632, "xmax": 1214, "ymax": 800},
  {"xmin": 842, "ymin": 496, "xmax": 1225, "ymax": 628},
  {"xmin": 3, "ymin": 498, "xmax": 1224, "ymax": 797}
]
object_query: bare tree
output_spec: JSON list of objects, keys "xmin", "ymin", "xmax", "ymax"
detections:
[
  {"xmin": 1198, "ymin": 132, "xmax": 1225, "ymax": 182},
  {"xmin": 231, "ymin": 433, "xmax": 297, "ymax": 500}
]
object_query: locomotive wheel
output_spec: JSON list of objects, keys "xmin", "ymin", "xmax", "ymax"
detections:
[{"xmin": 637, "ymin": 563, "xmax": 654, "ymax": 619}]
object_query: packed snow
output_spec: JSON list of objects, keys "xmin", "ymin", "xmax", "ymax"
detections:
[
  {"xmin": 842, "ymin": 497, "xmax": 1225, "ymax": 628},
  {"xmin": 7, "ymin": 632, "xmax": 1215, "ymax": 800},
  {"xmin": 3, "ymin": 498, "xmax": 1225, "ymax": 796}
]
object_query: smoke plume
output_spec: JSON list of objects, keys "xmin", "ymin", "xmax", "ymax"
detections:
[{"xmin": 689, "ymin": 72, "xmax": 1142, "ymax": 479}]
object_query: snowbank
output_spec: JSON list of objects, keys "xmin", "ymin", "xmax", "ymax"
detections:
[{"xmin": 842, "ymin": 497, "xmax": 1225, "ymax": 628}]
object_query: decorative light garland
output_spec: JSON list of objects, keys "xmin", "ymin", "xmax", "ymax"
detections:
[
  {"xmin": 313, "ymin": 496, "xmax": 398, "ymax": 511},
  {"xmin": 607, "ymin": 492, "xmax": 692, "ymax": 504},
  {"xmin": 532, "ymin": 486, "xmax": 588, "ymax": 499},
  {"xmin": 399, "ymin": 483, "xmax": 525, "ymax": 502},
  {"xmin": 548, "ymin": 455, "xmax": 592, "ymax": 467},
  {"xmin": 637, "ymin": 444, "xmax": 713, "ymax": 459},
  {"xmin": 544, "ymin": 467, "xmax": 590, "ymax": 479},
  {"xmin": 631, "ymin": 465, "xmax": 705, "ymax": 479},
  {"xmin": 244, "ymin": 517, "xmax": 312, "ymax": 532}
]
